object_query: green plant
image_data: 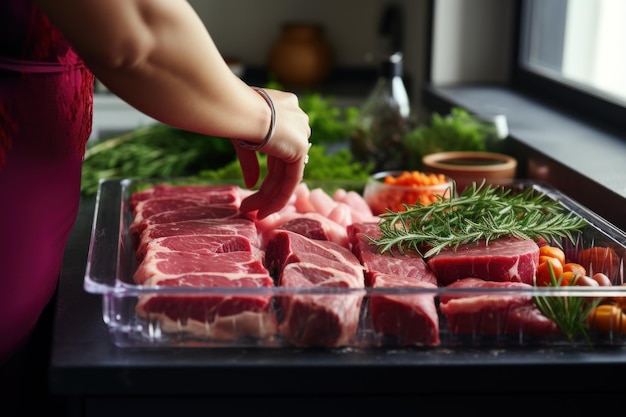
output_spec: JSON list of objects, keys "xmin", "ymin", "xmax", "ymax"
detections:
[{"xmin": 402, "ymin": 108, "xmax": 492, "ymax": 169}]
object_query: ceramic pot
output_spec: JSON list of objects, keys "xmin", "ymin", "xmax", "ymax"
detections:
[
  {"xmin": 268, "ymin": 22, "xmax": 334, "ymax": 88},
  {"xmin": 422, "ymin": 151, "xmax": 518, "ymax": 192}
]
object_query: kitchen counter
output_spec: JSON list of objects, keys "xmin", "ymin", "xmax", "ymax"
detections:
[{"xmin": 50, "ymin": 196, "xmax": 626, "ymax": 416}]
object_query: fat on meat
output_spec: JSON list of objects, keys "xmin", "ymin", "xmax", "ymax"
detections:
[
  {"xmin": 134, "ymin": 250, "xmax": 267, "ymax": 285},
  {"xmin": 130, "ymin": 184, "xmax": 241, "ymax": 210},
  {"xmin": 135, "ymin": 218, "xmax": 260, "ymax": 261}
]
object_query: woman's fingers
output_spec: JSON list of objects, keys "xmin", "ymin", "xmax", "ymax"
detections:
[{"xmin": 231, "ymin": 139, "xmax": 260, "ymax": 189}]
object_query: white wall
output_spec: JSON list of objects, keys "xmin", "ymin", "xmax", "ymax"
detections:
[
  {"xmin": 431, "ymin": 0, "xmax": 515, "ymax": 85},
  {"xmin": 187, "ymin": 0, "xmax": 432, "ymax": 103},
  {"xmin": 188, "ymin": 0, "xmax": 392, "ymax": 68}
]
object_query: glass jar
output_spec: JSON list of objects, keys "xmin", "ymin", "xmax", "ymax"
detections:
[{"xmin": 351, "ymin": 52, "xmax": 412, "ymax": 172}]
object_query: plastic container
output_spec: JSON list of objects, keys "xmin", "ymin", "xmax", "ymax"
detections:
[{"xmin": 85, "ymin": 178, "xmax": 626, "ymax": 349}]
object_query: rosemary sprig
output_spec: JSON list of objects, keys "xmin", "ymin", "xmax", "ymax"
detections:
[
  {"xmin": 533, "ymin": 264, "xmax": 601, "ymax": 346},
  {"xmin": 372, "ymin": 181, "xmax": 588, "ymax": 258}
]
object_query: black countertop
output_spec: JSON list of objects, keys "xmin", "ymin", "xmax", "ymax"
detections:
[{"xmin": 50, "ymin": 196, "xmax": 626, "ymax": 416}]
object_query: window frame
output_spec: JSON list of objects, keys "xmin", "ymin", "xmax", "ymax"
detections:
[{"xmin": 510, "ymin": 0, "xmax": 626, "ymax": 134}]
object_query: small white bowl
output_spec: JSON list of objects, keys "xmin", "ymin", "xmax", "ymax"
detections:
[{"xmin": 363, "ymin": 170, "xmax": 454, "ymax": 215}]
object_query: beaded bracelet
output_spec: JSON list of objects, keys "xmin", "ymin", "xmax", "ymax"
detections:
[{"xmin": 237, "ymin": 87, "xmax": 276, "ymax": 151}]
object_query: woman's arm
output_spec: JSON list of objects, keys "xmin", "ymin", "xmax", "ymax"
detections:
[
  {"xmin": 34, "ymin": 0, "xmax": 311, "ymax": 217},
  {"xmin": 34, "ymin": 0, "xmax": 268, "ymax": 141}
]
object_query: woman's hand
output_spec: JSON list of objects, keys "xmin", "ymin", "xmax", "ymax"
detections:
[{"xmin": 236, "ymin": 88, "xmax": 311, "ymax": 219}]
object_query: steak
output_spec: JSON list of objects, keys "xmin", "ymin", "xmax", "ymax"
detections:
[
  {"xmin": 348, "ymin": 222, "xmax": 440, "ymax": 346},
  {"xmin": 256, "ymin": 211, "xmax": 350, "ymax": 248},
  {"xmin": 130, "ymin": 184, "xmax": 276, "ymax": 341},
  {"xmin": 427, "ymin": 236, "xmax": 540, "ymax": 286},
  {"xmin": 135, "ymin": 218, "xmax": 259, "ymax": 261},
  {"xmin": 136, "ymin": 270, "xmax": 277, "ymax": 340},
  {"xmin": 439, "ymin": 278, "xmax": 559, "ymax": 338},
  {"xmin": 131, "ymin": 184, "xmax": 241, "ymax": 210},
  {"xmin": 264, "ymin": 230, "xmax": 365, "ymax": 347},
  {"xmin": 278, "ymin": 217, "xmax": 329, "ymax": 241},
  {"xmin": 134, "ymin": 250, "xmax": 266, "ymax": 285},
  {"xmin": 131, "ymin": 205, "xmax": 242, "ymax": 241},
  {"xmin": 347, "ymin": 222, "xmax": 437, "ymax": 286},
  {"xmin": 368, "ymin": 272, "xmax": 440, "ymax": 346}
]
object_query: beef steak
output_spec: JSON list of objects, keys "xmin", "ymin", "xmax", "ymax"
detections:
[
  {"xmin": 427, "ymin": 236, "xmax": 540, "ymax": 285},
  {"xmin": 264, "ymin": 230, "xmax": 365, "ymax": 347},
  {"xmin": 439, "ymin": 278, "xmax": 559, "ymax": 338}
]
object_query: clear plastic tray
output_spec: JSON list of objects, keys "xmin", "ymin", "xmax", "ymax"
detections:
[{"xmin": 85, "ymin": 177, "xmax": 626, "ymax": 349}]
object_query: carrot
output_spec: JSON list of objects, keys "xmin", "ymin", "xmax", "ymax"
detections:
[
  {"xmin": 588, "ymin": 304, "xmax": 626, "ymax": 335},
  {"xmin": 374, "ymin": 170, "xmax": 451, "ymax": 213}
]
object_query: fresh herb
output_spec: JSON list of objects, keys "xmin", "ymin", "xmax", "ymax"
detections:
[
  {"xmin": 402, "ymin": 108, "xmax": 492, "ymax": 169},
  {"xmin": 534, "ymin": 263, "xmax": 601, "ymax": 345},
  {"xmin": 299, "ymin": 93, "xmax": 361, "ymax": 145},
  {"xmin": 81, "ymin": 124, "xmax": 235, "ymax": 197},
  {"xmin": 302, "ymin": 146, "xmax": 373, "ymax": 182},
  {"xmin": 193, "ymin": 144, "xmax": 373, "ymax": 187},
  {"xmin": 372, "ymin": 181, "xmax": 588, "ymax": 258}
]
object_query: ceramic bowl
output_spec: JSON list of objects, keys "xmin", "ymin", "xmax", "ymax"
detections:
[
  {"xmin": 421, "ymin": 151, "xmax": 517, "ymax": 191},
  {"xmin": 363, "ymin": 170, "xmax": 454, "ymax": 215}
]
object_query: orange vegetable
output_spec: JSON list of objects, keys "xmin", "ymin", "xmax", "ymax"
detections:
[
  {"xmin": 539, "ymin": 246, "xmax": 566, "ymax": 266},
  {"xmin": 369, "ymin": 170, "xmax": 451, "ymax": 214},
  {"xmin": 535, "ymin": 257, "xmax": 564, "ymax": 286},
  {"xmin": 559, "ymin": 271, "xmax": 579, "ymax": 286},
  {"xmin": 588, "ymin": 304, "xmax": 626, "ymax": 335},
  {"xmin": 578, "ymin": 247, "xmax": 619, "ymax": 277},
  {"xmin": 563, "ymin": 262, "xmax": 586, "ymax": 277}
]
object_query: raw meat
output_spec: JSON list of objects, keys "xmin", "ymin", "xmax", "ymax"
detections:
[
  {"xmin": 256, "ymin": 211, "xmax": 350, "ymax": 248},
  {"xmin": 130, "ymin": 184, "xmax": 241, "ymax": 210},
  {"xmin": 129, "ymin": 184, "xmax": 243, "ymax": 240},
  {"xmin": 135, "ymin": 218, "xmax": 260, "ymax": 261},
  {"xmin": 264, "ymin": 230, "xmax": 365, "ymax": 347},
  {"xmin": 348, "ymin": 222, "xmax": 440, "ymax": 346},
  {"xmin": 427, "ymin": 237, "xmax": 540, "ymax": 286},
  {"xmin": 264, "ymin": 230, "xmax": 364, "ymax": 282},
  {"xmin": 134, "ymin": 250, "xmax": 265, "ymax": 285},
  {"xmin": 439, "ymin": 278, "xmax": 559, "ymax": 338},
  {"xmin": 278, "ymin": 217, "xmax": 330, "ymax": 241},
  {"xmin": 136, "ymin": 270, "xmax": 277, "ymax": 340},
  {"xmin": 130, "ymin": 184, "xmax": 276, "ymax": 341},
  {"xmin": 368, "ymin": 272, "xmax": 440, "ymax": 346},
  {"xmin": 347, "ymin": 222, "xmax": 437, "ymax": 286},
  {"xmin": 131, "ymin": 205, "xmax": 243, "ymax": 241}
]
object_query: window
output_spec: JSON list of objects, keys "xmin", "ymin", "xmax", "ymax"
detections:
[{"xmin": 514, "ymin": 0, "xmax": 626, "ymax": 130}]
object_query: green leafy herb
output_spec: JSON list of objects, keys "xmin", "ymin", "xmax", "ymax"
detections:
[
  {"xmin": 534, "ymin": 263, "xmax": 601, "ymax": 345},
  {"xmin": 372, "ymin": 181, "xmax": 588, "ymax": 258},
  {"xmin": 192, "ymin": 144, "xmax": 373, "ymax": 188},
  {"xmin": 402, "ymin": 108, "xmax": 492, "ymax": 169},
  {"xmin": 81, "ymin": 124, "xmax": 235, "ymax": 197}
]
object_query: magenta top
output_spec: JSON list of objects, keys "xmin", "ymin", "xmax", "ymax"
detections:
[{"xmin": 0, "ymin": 1, "xmax": 94, "ymax": 362}]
